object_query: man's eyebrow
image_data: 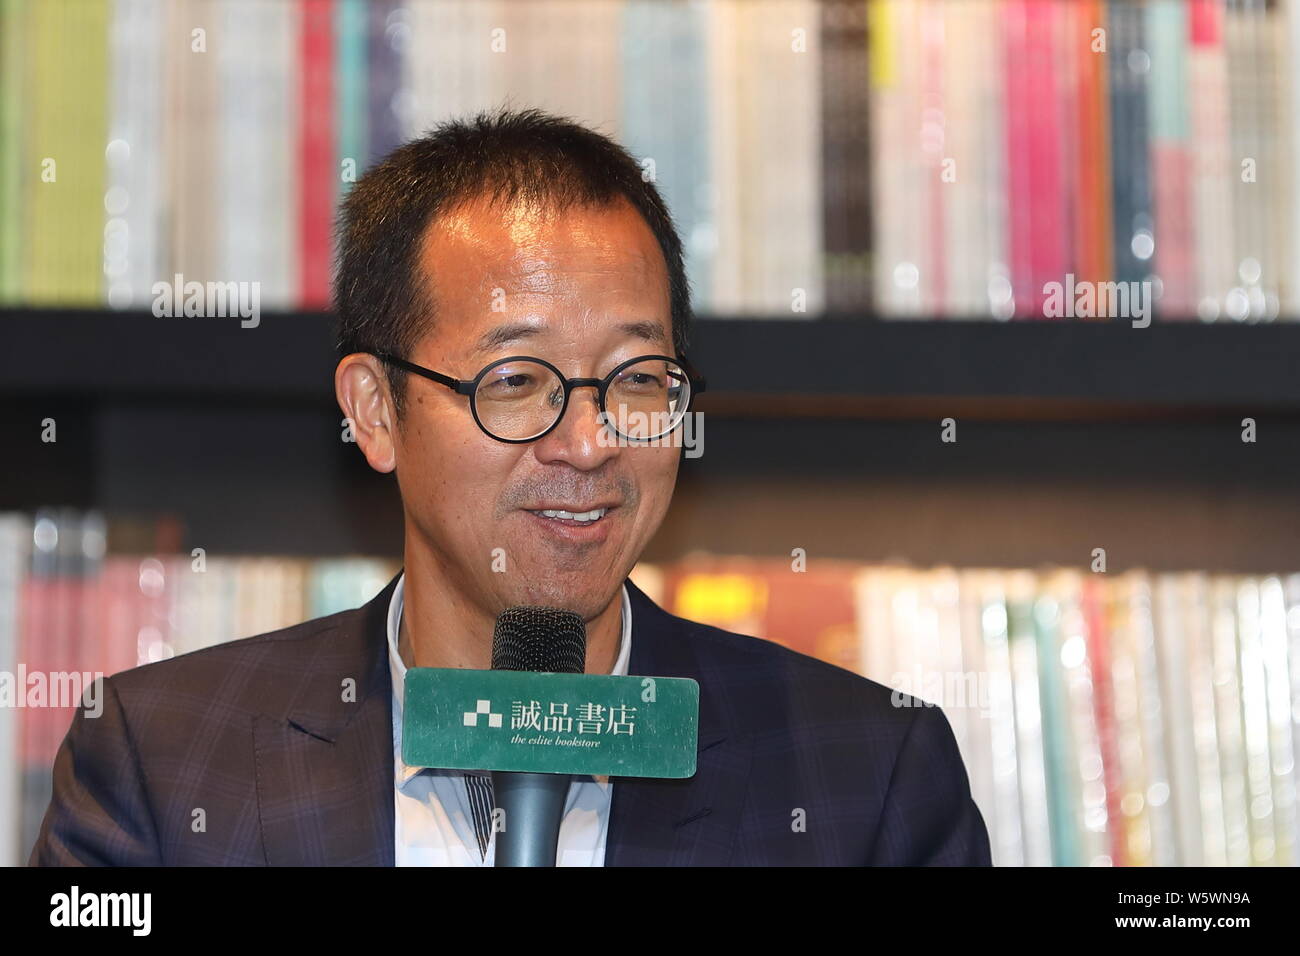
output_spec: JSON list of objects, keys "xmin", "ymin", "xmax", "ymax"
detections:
[
  {"xmin": 476, "ymin": 322, "xmax": 543, "ymax": 353},
  {"xmin": 619, "ymin": 319, "xmax": 671, "ymax": 350},
  {"xmin": 475, "ymin": 319, "xmax": 671, "ymax": 353}
]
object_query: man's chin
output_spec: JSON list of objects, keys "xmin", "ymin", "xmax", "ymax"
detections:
[{"xmin": 494, "ymin": 573, "xmax": 622, "ymax": 622}]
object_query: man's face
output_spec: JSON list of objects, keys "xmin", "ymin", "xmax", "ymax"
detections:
[{"xmin": 392, "ymin": 194, "xmax": 680, "ymax": 621}]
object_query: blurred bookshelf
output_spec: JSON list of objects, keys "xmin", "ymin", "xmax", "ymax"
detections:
[
  {"xmin": 2, "ymin": 516, "xmax": 1298, "ymax": 868},
  {"xmin": 3, "ymin": 305, "xmax": 1300, "ymax": 571},
  {"xmin": 3, "ymin": 0, "xmax": 1300, "ymax": 320}
]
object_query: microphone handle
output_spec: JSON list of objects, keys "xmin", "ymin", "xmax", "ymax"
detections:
[{"xmin": 491, "ymin": 770, "xmax": 572, "ymax": 866}]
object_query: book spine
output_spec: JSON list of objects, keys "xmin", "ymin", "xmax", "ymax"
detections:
[
  {"xmin": 0, "ymin": 0, "xmax": 27, "ymax": 303},
  {"xmin": 671, "ymin": 0, "xmax": 714, "ymax": 313},
  {"xmin": 1082, "ymin": 573, "xmax": 1126, "ymax": 865},
  {"xmin": 1007, "ymin": 571, "xmax": 1052, "ymax": 865},
  {"xmin": 1225, "ymin": 0, "xmax": 1270, "ymax": 320},
  {"xmin": 1283, "ymin": 575, "xmax": 1300, "ymax": 860},
  {"xmin": 18, "ymin": 509, "xmax": 58, "ymax": 862},
  {"xmin": 0, "ymin": 513, "xmax": 31, "ymax": 865},
  {"xmin": 97, "ymin": 557, "xmax": 134, "ymax": 678},
  {"xmin": 939, "ymin": 0, "xmax": 978, "ymax": 316},
  {"xmin": 1287, "ymin": 0, "xmax": 1300, "ymax": 315},
  {"xmin": 1209, "ymin": 575, "xmax": 1251, "ymax": 864},
  {"xmin": 918, "ymin": 0, "xmax": 945, "ymax": 313},
  {"xmin": 853, "ymin": 565, "xmax": 895, "ymax": 690},
  {"xmin": 780, "ymin": 0, "xmax": 824, "ymax": 317},
  {"xmin": 870, "ymin": 0, "xmax": 925, "ymax": 316},
  {"xmin": 705, "ymin": 0, "xmax": 743, "ymax": 313},
  {"xmin": 1181, "ymin": 571, "xmax": 1227, "ymax": 864},
  {"xmin": 1054, "ymin": 569, "xmax": 1110, "ymax": 866},
  {"xmin": 1036, "ymin": 570, "xmax": 1084, "ymax": 866},
  {"xmin": 1107, "ymin": 0, "xmax": 1153, "ymax": 293},
  {"xmin": 620, "ymin": 0, "xmax": 713, "ymax": 313},
  {"xmin": 366, "ymin": 0, "xmax": 407, "ymax": 166},
  {"xmin": 1189, "ymin": 0, "xmax": 1234, "ymax": 320},
  {"xmin": 886, "ymin": 568, "xmax": 921, "ymax": 705},
  {"xmin": 335, "ymin": 0, "xmax": 368, "ymax": 194},
  {"xmin": 27, "ymin": 0, "xmax": 110, "ymax": 304},
  {"xmin": 1154, "ymin": 573, "xmax": 1202, "ymax": 865},
  {"xmin": 1257, "ymin": 576, "xmax": 1296, "ymax": 866},
  {"xmin": 1023, "ymin": 0, "xmax": 1067, "ymax": 319},
  {"xmin": 976, "ymin": 0, "xmax": 1010, "ymax": 319},
  {"xmin": 298, "ymin": 0, "xmax": 334, "ymax": 309},
  {"xmin": 820, "ymin": 0, "xmax": 850, "ymax": 313},
  {"xmin": 1071, "ymin": 0, "xmax": 1114, "ymax": 293},
  {"xmin": 867, "ymin": 0, "xmax": 900, "ymax": 314},
  {"xmin": 1261, "ymin": 1, "xmax": 1286, "ymax": 322},
  {"xmin": 405, "ymin": 0, "xmax": 444, "ymax": 140},
  {"xmin": 1001, "ymin": 0, "xmax": 1033, "ymax": 317},
  {"xmin": 217, "ymin": 0, "xmax": 292, "ymax": 309},
  {"xmin": 1129, "ymin": 570, "xmax": 1178, "ymax": 865},
  {"xmin": 167, "ymin": 0, "xmax": 220, "ymax": 301},
  {"xmin": 956, "ymin": 570, "xmax": 999, "ymax": 861},
  {"xmin": 1146, "ymin": 0, "xmax": 1193, "ymax": 319},
  {"xmin": 1234, "ymin": 577, "xmax": 1277, "ymax": 863},
  {"xmin": 929, "ymin": 567, "xmax": 967, "ymax": 758},
  {"xmin": 981, "ymin": 573, "xmax": 1023, "ymax": 866},
  {"xmin": 104, "ymin": 0, "xmax": 163, "ymax": 310},
  {"xmin": 1111, "ymin": 574, "xmax": 1161, "ymax": 865}
]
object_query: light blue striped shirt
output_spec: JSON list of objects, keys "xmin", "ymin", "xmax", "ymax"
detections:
[{"xmin": 388, "ymin": 572, "xmax": 632, "ymax": 866}]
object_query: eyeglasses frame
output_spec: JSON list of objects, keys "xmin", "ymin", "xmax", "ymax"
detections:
[{"xmin": 370, "ymin": 350, "xmax": 707, "ymax": 445}]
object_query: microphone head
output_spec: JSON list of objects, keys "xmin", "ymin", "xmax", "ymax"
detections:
[{"xmin": 491, "ymin": 606, "xmax": 587, "ymax": 674}]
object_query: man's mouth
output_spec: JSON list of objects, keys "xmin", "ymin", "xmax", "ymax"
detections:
[{"xmin": 525, "ymin": 507, "xmax": 611, "ymax": 526}]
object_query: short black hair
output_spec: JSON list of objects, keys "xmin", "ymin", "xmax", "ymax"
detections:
[{"xmin": 333, "ymin": 106, "xmax": 692, "ymax": 417}]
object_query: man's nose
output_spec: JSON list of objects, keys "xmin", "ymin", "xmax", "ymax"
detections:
[{"xmin": 534, "ymin": 384, "xmax": 618, "ymax": 466}]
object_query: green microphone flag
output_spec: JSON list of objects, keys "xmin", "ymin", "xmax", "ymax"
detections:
[{"xmin": 402, "ymin": 668, "xmax": 700, "ymax": 778}]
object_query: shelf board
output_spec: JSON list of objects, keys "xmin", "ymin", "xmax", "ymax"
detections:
[{"xmin": 3, "ymin": 308, "xmax": 1298, "ymax": 421}]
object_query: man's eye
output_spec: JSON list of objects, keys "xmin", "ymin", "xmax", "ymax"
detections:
[
  {"xmin": 619, "ymin": 372, "xmax": 663, "ymax": 390},
  {"xmin": 482, "ymin": 373, "xmax": 537, "ymax": 396}
]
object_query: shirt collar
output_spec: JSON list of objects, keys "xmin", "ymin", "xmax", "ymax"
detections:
[{"xmin": 389, "ymin": 572, "xmax": 633, "ymax": 786}]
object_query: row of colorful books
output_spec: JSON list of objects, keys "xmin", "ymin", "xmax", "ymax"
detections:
[
  {"xmin": 3, "ymin": 509, "xmax": 1297, "ymax": 867},
  {"xmin": 1, "ymin": 0, "xmax": 1297, "ymax": 320},
  {"xmin": 653, "ymin": 555, "xmax": 1300, "ymax": 868},
  {"xmin": 869, "ymin": 0, "xmax": 1298, "ymax": 321},
  {"xmin": 0, "ymin": 510, "xmax": 402, "ymax": 866}
]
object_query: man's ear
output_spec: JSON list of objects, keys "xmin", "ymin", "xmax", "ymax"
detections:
[{"xmin": 335, "ymin": 353, "xmax": 398, "ymax": 474}]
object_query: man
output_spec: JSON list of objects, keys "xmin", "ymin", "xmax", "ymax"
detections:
[{"xmin": 31, "ymin": 108, "xmax": 990, "ymax": 866}]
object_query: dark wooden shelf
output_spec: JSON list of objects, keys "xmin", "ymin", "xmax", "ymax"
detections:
[
  {"xmin": 3, "ymin": 307, "xmax": 1299, "ymax": 421},
  {"xmin": 3, "ymin": 309, "xmax": 1300, "ymax": 571}
]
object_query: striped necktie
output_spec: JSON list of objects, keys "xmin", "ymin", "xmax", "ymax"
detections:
[{"xmin": 465, "ymin": 772, "xmax": 495, "ymax": 861}]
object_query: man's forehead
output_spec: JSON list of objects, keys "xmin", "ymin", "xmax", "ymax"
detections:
[
  {"xmin": 420, "ymin": 195, "xmax": 666, "ymax": 285},
  {"xmin": 472, "ymin": 317, "xmax": 670, "ymax": 354},
  {"xmin": 424, "ymin": 192, "xmax": 659, "ymax": 259},
  {"xmin": 415, "ymin": 194, "xmax": 672, "ymax": 355}
]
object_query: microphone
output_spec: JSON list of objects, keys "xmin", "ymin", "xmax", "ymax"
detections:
[{"xmin": 490, "ymin": 606, "xmax": 587, "ymax": 866}]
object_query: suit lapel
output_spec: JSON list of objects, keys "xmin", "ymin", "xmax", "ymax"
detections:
[
  {"xmin": 254, "ymin": 576, "xmax": 398, "ymax": 866},
  {"xmin": 251, "ymin": 574, "xmax": 754, "ymax": 866},
  {"xmin": 605, "ymin": 581, "xmax": 753, "ymax": 866}
]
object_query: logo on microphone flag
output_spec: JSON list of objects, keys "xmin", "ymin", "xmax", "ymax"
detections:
[
  {"xmin": 463, "ymin": 699, "xmax": 503, "ymax": 728},
  {"xmin": 403, "ymin": 669, "xmax": 699, "ymax": 778}
]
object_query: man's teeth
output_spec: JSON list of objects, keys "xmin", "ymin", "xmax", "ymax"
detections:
[{"xmin": 534, "ymin": 508, "xmax": 608, "ymax": 522}]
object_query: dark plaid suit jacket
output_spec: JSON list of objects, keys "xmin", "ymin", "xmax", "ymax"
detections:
[{"xmin": 29, "ymin": 573, "xmax": 992, "ymax": 866}]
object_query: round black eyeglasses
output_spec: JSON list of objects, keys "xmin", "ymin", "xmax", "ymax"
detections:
[{"xmin": 371, "ymin": 351, "xmax": 706, "ymax": 444}]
